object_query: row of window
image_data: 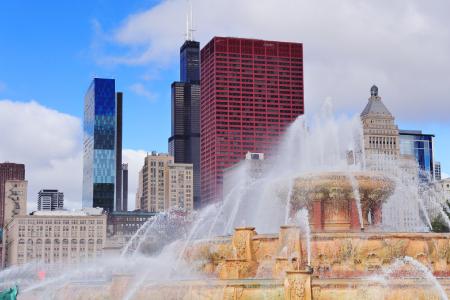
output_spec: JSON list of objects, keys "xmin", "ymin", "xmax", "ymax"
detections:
[
  {"xmin": 18, "ymin": 238, "xmax": 103, "ymax": 245},
  {"xmin": 18, "ymin": 219, "xmax": 104, "ymax": 225}
]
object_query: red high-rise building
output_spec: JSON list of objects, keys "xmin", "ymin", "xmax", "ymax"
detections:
[{"xmin": 200, "ymin": 37, "xmax": 304, "ymax": 205}]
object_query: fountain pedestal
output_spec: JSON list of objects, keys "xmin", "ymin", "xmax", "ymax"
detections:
[
  {"xmin": 312, "ymin": 201, "xmax": 322, "ymax": 231},
  {"xmin": 219, "ymin": 226, "xmax": 258, "ymax": 279},
  {"xmin": 232, "ymin": 227, "xmax": 256, "ymax": 261},
  {"xmin": 274, "ymin": 257, "xmax": 289, "ymax": 278},
  {"xmin": 350, "ymin": 200, "xmax": 361, "ymax": 230},
  {"xmin": 219, "ymin": 259, "xmax": 253, "ymax": 279},
  {"xmin": 284, "ymin": 270, "xmax": 313, "ymax": 300},
  {"xmin": 278, "ymin": 226, "xmax": 302, "ymax": 257}
]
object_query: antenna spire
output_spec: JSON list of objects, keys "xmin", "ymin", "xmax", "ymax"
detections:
[{"xmin": 186, "ymin": 0, "xmax": 194, "ymax": 41}]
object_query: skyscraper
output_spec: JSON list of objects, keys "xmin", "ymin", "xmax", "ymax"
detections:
[
  {"xmin": 168, "ymin": 39, "xmax": 201, "ymax": 208},
  {"xmin": 121, "ymin": 163, "xmax": 128, "ymax": 211},
  {"xmin": 37, "ymin": 189, "xmax": 64, "ymax": 211},
  {"xmin": 200, "ymin": 37, "xmax": 304, "ymax": 204},
  {"xmin": 82, "ymin": 78, "xmax": 123, "ymax": 212},
  {"xmin": 180, "ymin": 40, "xmax": 200, "ymax": 83},
  {"xmin": 135, "ymin": 168, "xmax": 143, "ymax": 211},
  {"xmin": 115, "ymin": 92, "xmax": 124, "ymax": 211}
]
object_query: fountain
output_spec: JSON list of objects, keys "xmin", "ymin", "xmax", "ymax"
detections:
[{"xmin": 3, "ymin": 101, "xmax": 450, "ymax": 299}]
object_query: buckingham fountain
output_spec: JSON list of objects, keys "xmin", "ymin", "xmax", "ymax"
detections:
[
  {"xmin": 3, "ymin": 91, "xmax": 450, "ymax": 299},
  {"xmin": 35, "ymin": 171, "xmax": 449, "ymax": 300}
]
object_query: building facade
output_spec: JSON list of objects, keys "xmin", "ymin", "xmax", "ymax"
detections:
[
  {"xmin": 168, "ymin": 163, "xmax": 194, "ymax": 211},
  {"xmin": 168, "ymin": 40, "xmax": 201, "ymax": 209},
  {"xmin": 3, "ymin": 180, "xmax": 28, "ymax": 228},
  {"xmin": 135, "ymin": 168, "xmax": 143, "ymax": 211},
  {"xmin": 440, "ymin": 178, "xmax": 450, "ymax": 203},
  {"xmin": 360, "ymin": 85, "xmax": 400, "ymax": 171},
  {"xmin": 1, "ymin": 180, "xmax": 27, "ymax": 268},
  {"xmin": 0, "ymin": 162, "xmax": 25, "ymax": 267},
  {"xmin": 399, "ymin": 130, "xmax": 435, "ymax": 181},
  {"xmin": 120, "ymin": 163, "xmax": 128, "ymax": 211},
  {"xmin": 105, "ymin": 211, "xmax": 156, "ymax": 253},
  {"xmin": 82, "ymin": 78, "xmax": 123, "ymax": 212},
  {"xmin": 139, "ymin": 152, "xmax": 173, "ymax": 212},
  {"xmin": 5, "ymin": 208, "xmax": 106, "ymax": 267},
  {"xmin": 38, "ymin": 189, "xmax": 64, "ymax": 211},
  {"xmin": 0, "ymin": 163, "xmax": 25, "ymax": 229},
  {"xmin": 107, "ymin": 211, "xmax": 156, "ymax": 237},
  {"xmin": 200, "ymin": 37, "xmax": 304, "ymax": 204},
  {"xmin": 435, "ymin": 162, "xmax": 442, "ymax": 181},
  {"xmin": 137, "ymin": 152, "xmax": 194, "ymax": 212}
]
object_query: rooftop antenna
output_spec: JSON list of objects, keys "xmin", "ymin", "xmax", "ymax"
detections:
[{"xmin": 186, "ymin": 0, "xmax": 195, "ymax": 41}]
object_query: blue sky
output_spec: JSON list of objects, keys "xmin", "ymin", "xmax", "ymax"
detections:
[
  {"xmin": 0, "ymin": 0, "xmax": 176, "ymax": 152},
  {"xmin": 1, "ymin": 0, "xmax": 449, "ymax": 208}
]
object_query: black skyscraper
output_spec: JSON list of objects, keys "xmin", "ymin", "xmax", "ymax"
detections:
[
  {"xmin": 180, "ymin": 41, "xmax": 200, "ymax": 83},
  {"xmin": 115, "ymin": 92, "xmax": 124, "ymax": 211},
  {"xmin": 121, "ymin": 163, "xmax": 128, "ymax": 211},
  {"xmin": 168, "ymin": 40, "xmax": 201, "ymax": 208}
]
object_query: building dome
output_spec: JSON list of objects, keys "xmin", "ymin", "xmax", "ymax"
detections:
[{"xmin": 361, "ymin": 85, "xmax": 392, "ymax": 117}]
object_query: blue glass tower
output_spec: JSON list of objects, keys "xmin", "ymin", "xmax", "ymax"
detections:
[
  {"xmin": 83, "ymin": 78, "xmax": 117, "ymax": 212},
  {"xmin": 399, "ymin": 130, "xmax": 435, "ymax": 181}
]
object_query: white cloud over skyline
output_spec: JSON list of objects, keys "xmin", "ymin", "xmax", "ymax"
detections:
[
  {"xmin": 0, "ymin": 100, "xmax": 146, "ymax": 212},
  {"xmin": 97, "ymin": 0, "xmax": 450, "ymax": 122},
  {"xmin": 129, "ymin": 82, "xmax": 157, "ymax": 102}
]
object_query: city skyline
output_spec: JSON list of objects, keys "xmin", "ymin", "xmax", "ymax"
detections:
[{"xmin": 1, "ymin": 1, "xmax": 449, "ymax": 210}]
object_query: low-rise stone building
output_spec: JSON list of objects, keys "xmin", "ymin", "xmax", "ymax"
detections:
[{"xmin": 5, "ymin": 208, "xmax": 106, "ymax": 266}]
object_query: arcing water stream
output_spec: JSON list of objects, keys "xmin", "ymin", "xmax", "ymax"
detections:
[{"xmin": 1, "ymin": 101, "xmax": 449, "ymax": 298}]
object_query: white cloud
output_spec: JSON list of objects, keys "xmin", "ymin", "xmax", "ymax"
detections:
[
  {"xmin": 97, "ymin": 0, "xmax": 450, "ymax": 122},
  {"xmin": 123, "ymin": 149, "xmax": 147, "ymax": 210},
  {"xmin": 442, "ymin": 172, "xmax": 450, "ymax": 179},
  {"xmin": 0, "ymin": 100, "xmax": 82, "ymax": 210},
  {"xmin": 129, "ymin": 83, "xmax": 156, "ymax": 102},
  {"xmin": 0, "ymin": 100, "xmax": 147, "ymax": 212}
]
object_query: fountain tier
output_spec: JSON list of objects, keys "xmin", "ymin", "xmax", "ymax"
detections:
[{"xmin": 287, "ymin": 172, "xmax": 394, "ymax": 231}]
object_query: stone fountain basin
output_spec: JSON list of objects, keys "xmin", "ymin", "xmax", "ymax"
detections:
[
  {"xmin": 185, "ymin": 231, "xmax": 450, "ymax": 279},
  {"xmin": 25, "ymin": 275, "xmax": 450, "ymax": 300}
]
